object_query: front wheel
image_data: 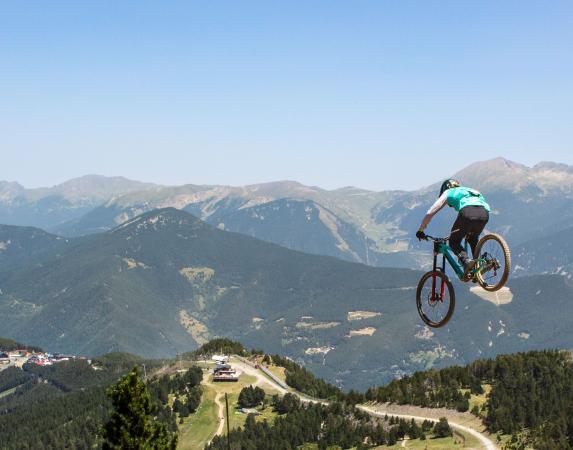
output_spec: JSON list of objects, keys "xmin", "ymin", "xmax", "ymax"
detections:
[
  {"xmin": 416, "ymin": 271, "xmax": 455, "ymax": 328},
  {"xmin": 474, "ymin": 233, "xmax": 511, "ymax": 292}
]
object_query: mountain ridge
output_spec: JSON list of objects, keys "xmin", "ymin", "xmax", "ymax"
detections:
[{"xmin": 3, "ymin": 157, "xmax": 573, "ymax": 273}]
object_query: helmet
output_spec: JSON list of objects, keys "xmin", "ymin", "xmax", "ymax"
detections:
[{"xmin": 439, "ymin": 179, "xmax": 460, "ymax": 197}]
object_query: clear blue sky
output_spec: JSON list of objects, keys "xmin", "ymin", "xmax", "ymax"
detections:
[{"xmin": 1, "ymin": 1, "xmax": 571, "ymax": 190}]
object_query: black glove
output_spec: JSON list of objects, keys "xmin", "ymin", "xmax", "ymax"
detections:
[{"xmin": 416, "ymin": 229, "xmax": 427, "ymax": 241}]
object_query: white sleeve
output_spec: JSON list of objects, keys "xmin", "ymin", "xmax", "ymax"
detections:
[{"xmin": 426, "ymin": 192, "xmax": 448, "ymax": 216}]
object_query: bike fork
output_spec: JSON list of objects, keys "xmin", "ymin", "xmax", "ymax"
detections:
[
  {"xmin": 431, "ymin": 250, "xmax": 438, "ymax": 301},
  {"xmin": 431, "ymin": 249, "xmax": 447, "ymax": 302},
  {"xmin": 440, "ymin": 254, "xmax": 446, "ymax": 301}
]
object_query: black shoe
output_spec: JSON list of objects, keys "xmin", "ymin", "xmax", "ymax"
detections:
[{"xmin": 463, "ymin": 259, "xmax": 476, "ymax": 278}]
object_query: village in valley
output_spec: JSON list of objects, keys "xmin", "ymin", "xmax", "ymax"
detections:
[{"xmin": 0, "ymin": 347, "xmax": 86, "ymax": 370}]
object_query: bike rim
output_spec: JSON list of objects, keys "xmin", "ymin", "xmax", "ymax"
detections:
[
  {"xmin": 419, "ymin": 275, "xmax": 451, "ymax": 326},
  {"xmin": 477, "ymin": 238, "xmax": 507, "ymax": 288}
]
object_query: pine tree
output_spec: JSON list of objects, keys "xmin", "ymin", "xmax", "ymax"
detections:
[
  {"xmin": 433, "ymin": 417, "xmax": 453, "ymax": 438},
  {"xmin": 102, "ymin": 368, "xmax": 177, "ymax": 450}
]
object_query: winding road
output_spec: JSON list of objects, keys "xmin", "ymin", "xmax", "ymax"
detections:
[
  {"xmin": 357, "ymin": 405, "xmax": 498, "ymax": 450},
  {"xmin": 231, "ymin": 356, "xmax": 498, "ymax": 450},
  {"xmin": 203, "ymin": 357, "xmax": 498, "ymax": 449}
]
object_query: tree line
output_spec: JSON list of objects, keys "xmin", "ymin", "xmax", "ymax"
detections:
[
  {"xmin": 366, "ymin": 350, "xmax": 573, "ymax": 449},
  {"xmin": 270, "ymin": 354, "xmax": 342, "ymax": 400},
  {"xmin": 207, "ymin": 393, "xmax": 453, "ymax": 450},
  {"xmin": 0, "ymin": 354, "xmax": 204, "ymax": 449}
]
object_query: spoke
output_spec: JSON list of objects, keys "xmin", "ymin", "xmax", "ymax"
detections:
[
  {"xmin": 420, "ymin": 275, "xmax": 449, "ymax": 325},
  {"xmin": 479, "ymin": 238, "xmax": 506, "ymax": 286}
]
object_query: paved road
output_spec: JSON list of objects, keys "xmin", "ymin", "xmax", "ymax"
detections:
[{"xmin": 231, "ymin": 357, "xmax": 289, "ymax": 395}]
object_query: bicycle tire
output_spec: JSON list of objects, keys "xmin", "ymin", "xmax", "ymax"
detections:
[
  {"xmin": 416, "ymin": 271, "xmax": 455, "ymax": 328},
  {"xmin": 475, "ymin": 233, "xmax": 511, "ymax": 292}
]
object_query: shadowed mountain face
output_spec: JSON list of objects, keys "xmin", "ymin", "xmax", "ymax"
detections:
[
  {"xmin": 2, "ymin": 208, "xmax": 573, "ymax": 390},
  {"xmin": 0, "ymin": 224, "xmax": 68, "ymax": 272},
  {"xmin": 513, "ymin": 225, "xmax": 573, "ymax": 276}
]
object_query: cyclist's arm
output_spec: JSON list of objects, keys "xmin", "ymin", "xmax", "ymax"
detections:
[{"xmin": 419, "ymin": 192, "xmax": 448, "ymax": 230}]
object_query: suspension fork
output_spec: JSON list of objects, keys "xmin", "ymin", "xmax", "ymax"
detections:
[
  {"xmin": 440, "ymin": 253, "xmax": 447, "ymax": 300},
  {"xmin": 431, "ymin": 242, "xmax": 439, "ymax": 301},
  {"xmin": 431, "ymin": 242, "xmax": 447, "ymax": 303}
]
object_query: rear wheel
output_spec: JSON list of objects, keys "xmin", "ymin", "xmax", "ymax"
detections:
[
  {"xmin": 474, "ymin": 233, "xmax": 511, "ymax": 292},
  {"xmin": 416, "ymin": 271, "xmax": 455, "ymax": 328}
]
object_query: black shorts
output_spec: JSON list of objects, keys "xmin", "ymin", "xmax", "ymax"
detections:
[{"xmin": 450, "ymin": 206, "xmax": 489, "ymax": 256}]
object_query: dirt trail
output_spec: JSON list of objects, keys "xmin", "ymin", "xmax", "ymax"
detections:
[
  {"xmin": 212, "ymin": 392, "xmax": 225, "ymax": 437},
  {"xmin": 201, "ymin": 371, "xmax": 226, "ymax": 444}
]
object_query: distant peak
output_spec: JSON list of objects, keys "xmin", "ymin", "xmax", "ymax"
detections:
[
  {"xmin": 533, "ymin": 161, "xmax": 573, "ymax": 173},
  {"xmin": 0, "ymin": 180, "xmax": 25, "ymax": 190},
  {"xmin": 246, "ymin": 180, "xmax": 304, "ymax": 189},
  {"xmin": 57, "ymin": 174, "xmax": 151, "ymax": 186},
  {"xmin": 453, "ymin": 157, "xmax": 527, "ymax": 177},
  {"xmin": 0, "ymin": 181, "xmax": 25, "ymax": 200}
]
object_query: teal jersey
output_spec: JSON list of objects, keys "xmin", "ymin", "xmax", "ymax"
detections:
[{"xmin": 446, "ymin": 186, "xmax": 491, "ymax": 212}]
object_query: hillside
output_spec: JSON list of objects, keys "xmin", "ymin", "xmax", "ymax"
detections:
[
  {"xmin": 0, "ymin": 208, "xmax": 420, "ymax": 371},
  {"xmin": 365, "ymin": 349, "xmax": 573, "ymax": 449},
  {"xmin": 0, "ymin": 224, "xmax": 69, "ymax": 272},
  {"xmin": 513, "ymin": 225, "xmax": 573, "ymax": 276},
  {"xmin": 2, "ymin": 208, "xmax": 573, "ymax": 390},
  {"xmin": 0, "ymin": 348, "xmax": 178, "ymax": 449},
  {"xmin": 2, "ymin": 340, "xmax": 571, "ymax": 449},
  {"xmin": 0, "ymin": 352, "xmax": 143, "ymax": 449}
]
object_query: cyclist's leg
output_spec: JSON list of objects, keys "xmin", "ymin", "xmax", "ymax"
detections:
[
  {"xmin": 449, "ymin": 213, "xmax": 469, "ymax": 261},
  {"xmin": 464, "ymin": 207, "xmax": 489, "ymax": 257},
  {"xmin": 467, "ymin": 232, "xmax": 480, "ymax": 258}
]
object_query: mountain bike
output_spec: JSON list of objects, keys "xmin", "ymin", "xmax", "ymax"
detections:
[{"xmin": 416, "ymin": 233, "xmax": 511, "ymax": 328}]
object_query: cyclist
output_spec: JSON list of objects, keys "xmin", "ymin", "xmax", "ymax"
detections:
[{"xmin": 416, "ymin": 179, "xmax": 490, "ymax": 275}]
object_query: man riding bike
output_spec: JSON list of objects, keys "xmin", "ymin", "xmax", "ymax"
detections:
[{"xmin": 416, "ymin": 179, "xmax": 490, "ymax": 275}]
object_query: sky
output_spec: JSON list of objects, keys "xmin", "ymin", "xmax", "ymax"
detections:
[{"xmin": 1, "ymin": 1, "xmax": 572, "ymax": 191}]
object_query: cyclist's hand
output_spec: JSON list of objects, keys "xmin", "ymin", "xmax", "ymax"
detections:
[{"xmin": 416, "ymin": 229, "xmax": 427, "ymax": 241}]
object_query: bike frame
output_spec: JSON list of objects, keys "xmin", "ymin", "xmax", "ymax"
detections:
[
  {"xmin": 433, "ymin": 240, "xmax": 466, "ymax": 280},
  {"xmin": 430, "ymin": 239, "xmax": 475, "ymax": 302}
]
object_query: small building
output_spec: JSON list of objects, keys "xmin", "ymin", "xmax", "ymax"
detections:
[
  {"xmin": 212, "ymin": 355, "xmax": 229, "ymax": 364},
  {"xmin": 27, "ymin": 355, "xmax": 52, "ymax": 366},
  {"xmin": 239, "ymin": 408, "xmax": 261, "ymax": 415},
  {"xmin": 213, "ymin": 367, "xmax": 240, "ymax": 382},
  {"xmin": 214, "ymin": 364, "xmax": 232, "ymax": 373}
]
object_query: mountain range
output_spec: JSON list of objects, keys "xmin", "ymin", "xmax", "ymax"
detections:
[
  {"xmin": 3, "ymin": 158, "xmax": 573, "ymax": 274},
  {"xmin": 2, "ymin": 208, "xmax": 573, "ymax": 390},
  {"xmin": 0, "ymin": 175, "xmax": 157, "ymax": 230}
]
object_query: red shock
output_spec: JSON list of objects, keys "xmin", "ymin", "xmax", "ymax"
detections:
[
  {"xmin": 440, "ymin": 276, "xmax": 446, "ymax": 302},
  {"xmin": 431, "ymin": 272, "xmax": 437, "ymax": 301}
]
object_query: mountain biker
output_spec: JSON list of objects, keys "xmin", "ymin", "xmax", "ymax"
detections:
[{"xmin": 416, "ymin": 179, "xmax": 490, "ymax": 275}]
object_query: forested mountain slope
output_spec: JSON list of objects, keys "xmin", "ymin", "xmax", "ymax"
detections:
[{"xmin": 2, "ymin": 209, "xmax": 573, "ymax": 390}]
